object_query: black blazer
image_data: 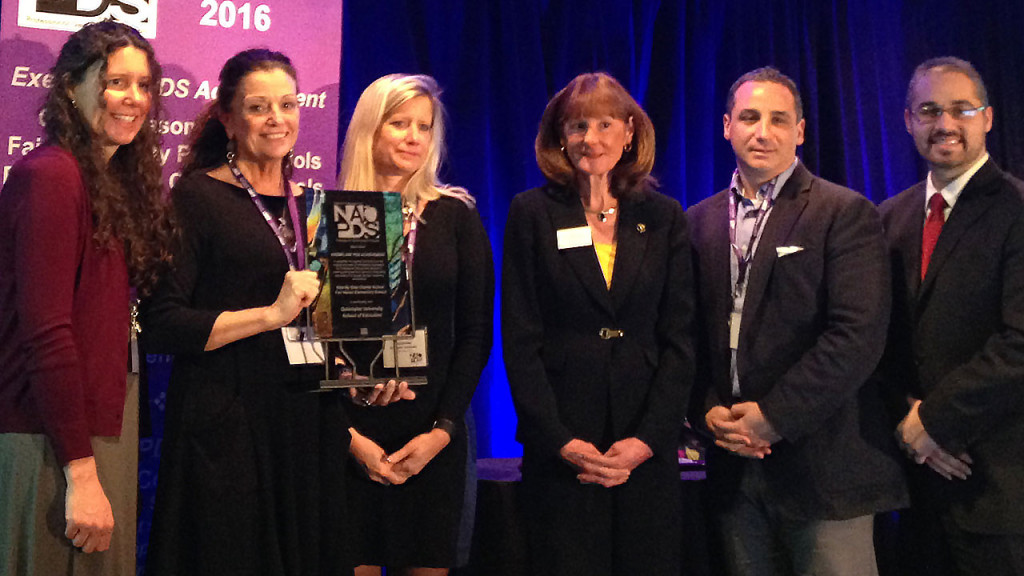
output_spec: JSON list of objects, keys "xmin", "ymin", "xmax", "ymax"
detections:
[
  {"xmin": 502, "ymin": 184, "xmax": 694, "ymax": 460},
  {"xmin": 689, "ymin": 162, "xmax": 908, "ymax": 520},
  {"xmin": 878, "ymin": 159, "xmax": 1024, "ymax": 534}
]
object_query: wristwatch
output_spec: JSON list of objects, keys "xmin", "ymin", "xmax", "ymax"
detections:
[{"xmin": 432, "ymin": 418, "xmax": 456, "ymax": 438}]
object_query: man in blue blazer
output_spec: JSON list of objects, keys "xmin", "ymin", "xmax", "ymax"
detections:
[
  {"xmin": 878, "ymin": 57, "xmax": 1024, "ymax": 576},
  {"xmin": 688, "ymin": 67, "xmax": 907, "ymax": 576}
]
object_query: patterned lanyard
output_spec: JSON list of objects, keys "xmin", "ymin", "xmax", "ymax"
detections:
[
  {"xmin": 228, "ymin": 160, "xmax": 304, "ymax": 271},
  {"xmin": 402, "ymin": 202, "xmax": 421, "ymax": 271},
  {"xmin": 728, "ymin": 172, "xmax": 777, "ymax": 299}
]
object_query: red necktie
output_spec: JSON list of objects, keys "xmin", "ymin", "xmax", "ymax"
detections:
[{"xmin": 921, "ymin": 193, "xmax": 947, "ymax": 280}]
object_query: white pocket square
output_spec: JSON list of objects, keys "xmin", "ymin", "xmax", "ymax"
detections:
[{"xmin": 776, "ymin": 246, "xmax": 804, "ymax": 257}]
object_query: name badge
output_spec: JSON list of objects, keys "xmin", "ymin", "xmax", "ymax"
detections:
[
  {"xmin": 282, "ymin": 327, "xmax": 325, "ymax": 365},
  {"xmin": 557, "ymin": 226, "xmax": 593, "ymax": 250},
  {"xmin": 729, "ymin": 312, "xmax": 742, "ymax": 350},
  {"xmin": 383, "ymin": 328, "xmax": 428, "ymax": 368}
]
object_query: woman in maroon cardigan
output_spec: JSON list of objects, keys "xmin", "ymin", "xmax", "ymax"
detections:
[{"xmin": 0, "ymin": 21, "xmax": 173, "ymax": 575}]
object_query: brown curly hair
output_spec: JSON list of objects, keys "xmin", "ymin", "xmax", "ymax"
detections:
[{"xmin": 42, "ymin": 21, "xmax": 174, "ymax": 296}]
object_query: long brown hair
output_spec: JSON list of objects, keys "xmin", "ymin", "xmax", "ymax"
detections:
[{"xmin": 43, "ymin": 20, "xmax": 173, "ymax": 296}]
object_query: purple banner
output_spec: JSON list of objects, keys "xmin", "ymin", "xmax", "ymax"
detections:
[
  {"xmin": 1, "ymin": 0, "xmax": 342, "ymax": 192},
  {"xmin": 1, "ymin": 3, "xmax": 342, "ymax": 572}
]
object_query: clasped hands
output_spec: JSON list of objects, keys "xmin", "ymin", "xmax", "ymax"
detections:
[
  {"xmin": 896, "ymin": 399, "xmax": 972, "ymax": 481},
  {"xmin": 705, "ymin": 402, "xmax": 780, "ymax": 458},
  {"xmin": 349, "ymin": 427, "xmax": 450, "ymax": 486},
  {"xmin": 559, "ymin": 437, "xmax": 653, "ymax": 488}
]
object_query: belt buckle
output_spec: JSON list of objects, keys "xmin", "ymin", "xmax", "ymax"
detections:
[{"xmin": 598, "ymin": 328, "xmax": 624, "ymax": 339}]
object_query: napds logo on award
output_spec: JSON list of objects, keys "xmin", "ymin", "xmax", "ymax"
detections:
[{"xmin": 334, "ymin": 204, "xmax": 381, "ymax": 240}]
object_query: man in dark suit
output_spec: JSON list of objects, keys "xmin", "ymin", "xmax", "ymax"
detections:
[
  {"xmin": 879, "ymin": 57, "xmax": 1024, "ymax": 576},
  {"xmin": 688, "ymin": 67, "xmax": 907, "ymax": 576}
]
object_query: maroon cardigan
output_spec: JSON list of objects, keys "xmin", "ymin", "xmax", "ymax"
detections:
[{"xmin": 0, "ymin": 146, "xmax": 130, "ymax": 465}]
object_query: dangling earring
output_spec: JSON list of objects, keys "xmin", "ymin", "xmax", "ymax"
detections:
[
  {"xmin": 282, "ymin": 149, "xmax": 295, "ymax": 179},
  {"xmin": 623, "ymin": 142, "xmax": 633, "ymax": 153},
  {"xmin": 71, "ymin": 98, "xmax": 78, "ymax": 109},
  {"xmin": 226, "ymin": 139, "xmax": 236, "ymax": 163}
]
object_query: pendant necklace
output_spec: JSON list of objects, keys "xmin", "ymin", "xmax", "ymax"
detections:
[{"xmin": 583, "ymin": 202, "xmax": 617, "ymax": 222}]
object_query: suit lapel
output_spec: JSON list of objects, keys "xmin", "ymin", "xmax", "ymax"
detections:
[
  {"xmin": 544, "ymin": 187, "xmax": 615, "ymax": 316},
  {"xmin": 919, "ymin": 160, "xmax": 1001, "ymax": 300},
  {"xmin": 705, "ymin": 193, "xmax": 735, "ymax": 366},
  {"xmin": 741, "ymin": 164, "xmax": 812, "ymax": 322},
  {"xmin": 609, "ymin": 195, "xmax": 649, "ymax": 311},
  {"xmin": 891, "ymin": 183, "xmax": 926, "ymax": 299}
]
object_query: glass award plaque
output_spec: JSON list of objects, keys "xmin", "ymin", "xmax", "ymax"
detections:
[{"xmin": 303, "ymin": 189, "xmax": 428, "ymax": 389}]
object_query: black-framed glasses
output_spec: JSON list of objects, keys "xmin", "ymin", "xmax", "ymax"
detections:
[{"xmin": 912, "ymin": 103, "xmax": 988, "ymax": 123}]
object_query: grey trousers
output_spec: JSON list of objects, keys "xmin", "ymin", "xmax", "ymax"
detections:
[
  {"xmin": 714, "ymin": 460, "xmax": 879, "ymax": 576},
  {"xmin": 0, "ymin": 374, "xmax": 138, "ymax": 576}
]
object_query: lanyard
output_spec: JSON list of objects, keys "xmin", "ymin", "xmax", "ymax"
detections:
[
  {"xmin": 728, "ymin": 184, "xmax": 775, "ymax": 300},
  {"xmin": 229, "ymin": 160, "xmax": 304, "ymax": 271},
  {"xmin": 402, "ymin": 202, "xmax": 422, "ymax": 271}
]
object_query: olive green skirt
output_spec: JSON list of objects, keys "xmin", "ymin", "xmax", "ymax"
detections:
[{"xmin": 0, "ymin": 374, "xmax": 138, "ymax": 576}]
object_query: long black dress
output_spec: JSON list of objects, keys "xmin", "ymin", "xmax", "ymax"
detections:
[
  {"xmin": 143, "ymin": 173, "xmax": 350, "ymax": 576},
  {"xmin": 343, "ymin": 194, "xmax": 494, "ymax": 568}
]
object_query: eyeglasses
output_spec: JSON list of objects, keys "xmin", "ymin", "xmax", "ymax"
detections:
[{"xmin": 912, "ymin": 103, "xmax": 988, "ymax": 123}]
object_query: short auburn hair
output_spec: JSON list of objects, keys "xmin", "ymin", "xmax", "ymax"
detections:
[{"xmin": 535, "ymin": 72, "xmax": 656, "ymax": 197}]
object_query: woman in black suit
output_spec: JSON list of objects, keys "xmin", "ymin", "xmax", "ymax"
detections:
[{"xmin": 502, "ymin": 72, "xmax": 695, "ymax": 575}]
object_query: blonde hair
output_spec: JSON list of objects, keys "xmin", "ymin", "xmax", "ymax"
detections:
[{"xmin": 338, "ymin": 73, "xmax": 473, "ymax": 207}]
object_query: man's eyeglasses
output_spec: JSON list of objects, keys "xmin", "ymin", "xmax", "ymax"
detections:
[{"xmin": 912, "ymin": 103, "xmax": 988, "ymax": 123}]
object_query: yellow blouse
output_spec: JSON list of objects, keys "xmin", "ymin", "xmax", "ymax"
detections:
[{"xmin": 594, "ymin": 241, "xmax": 617, "ymax": 289}]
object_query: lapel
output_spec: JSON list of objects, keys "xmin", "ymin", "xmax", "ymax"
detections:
[
  {"xmin": 918, "ymin": 159, "xmax": 1002, "ymax": 302},
  {"xmin": 890, "ymin": 183, "xmax": 926, "ymax": 299},
  {"xmin": 706, "ymin": 193, "xmax": 733, "ymax": 302},
  {"xmin": 609, "ymin": 193, "xmax": 650, "ymax": 311},
  {"xmin": 704, "ymin": 192, "xmax": 735, "ymax": 356},
  {"xmin": 543, "ymin": 186, "xmax": 615, "ymax": 316},
  {"xmin": 740, "ymin": 163, "xmax": 812, "ymax": 323}
]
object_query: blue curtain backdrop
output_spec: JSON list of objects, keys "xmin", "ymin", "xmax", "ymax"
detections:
[{"xmin": 339, "ymin": 0, "xmax": 1024, "ymax": 458}]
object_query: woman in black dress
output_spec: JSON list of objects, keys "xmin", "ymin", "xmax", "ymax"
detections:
[
  {"xmin": 143, "ymin": 49, "xmax": 350, "ymax": 576},
  {"xmin": 337, "ymin": 73, "xmax": 494, "ymax": 576},
  {"xmin": 502, "ymin": 72, "xmax": 694, "ymax": 575}
]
